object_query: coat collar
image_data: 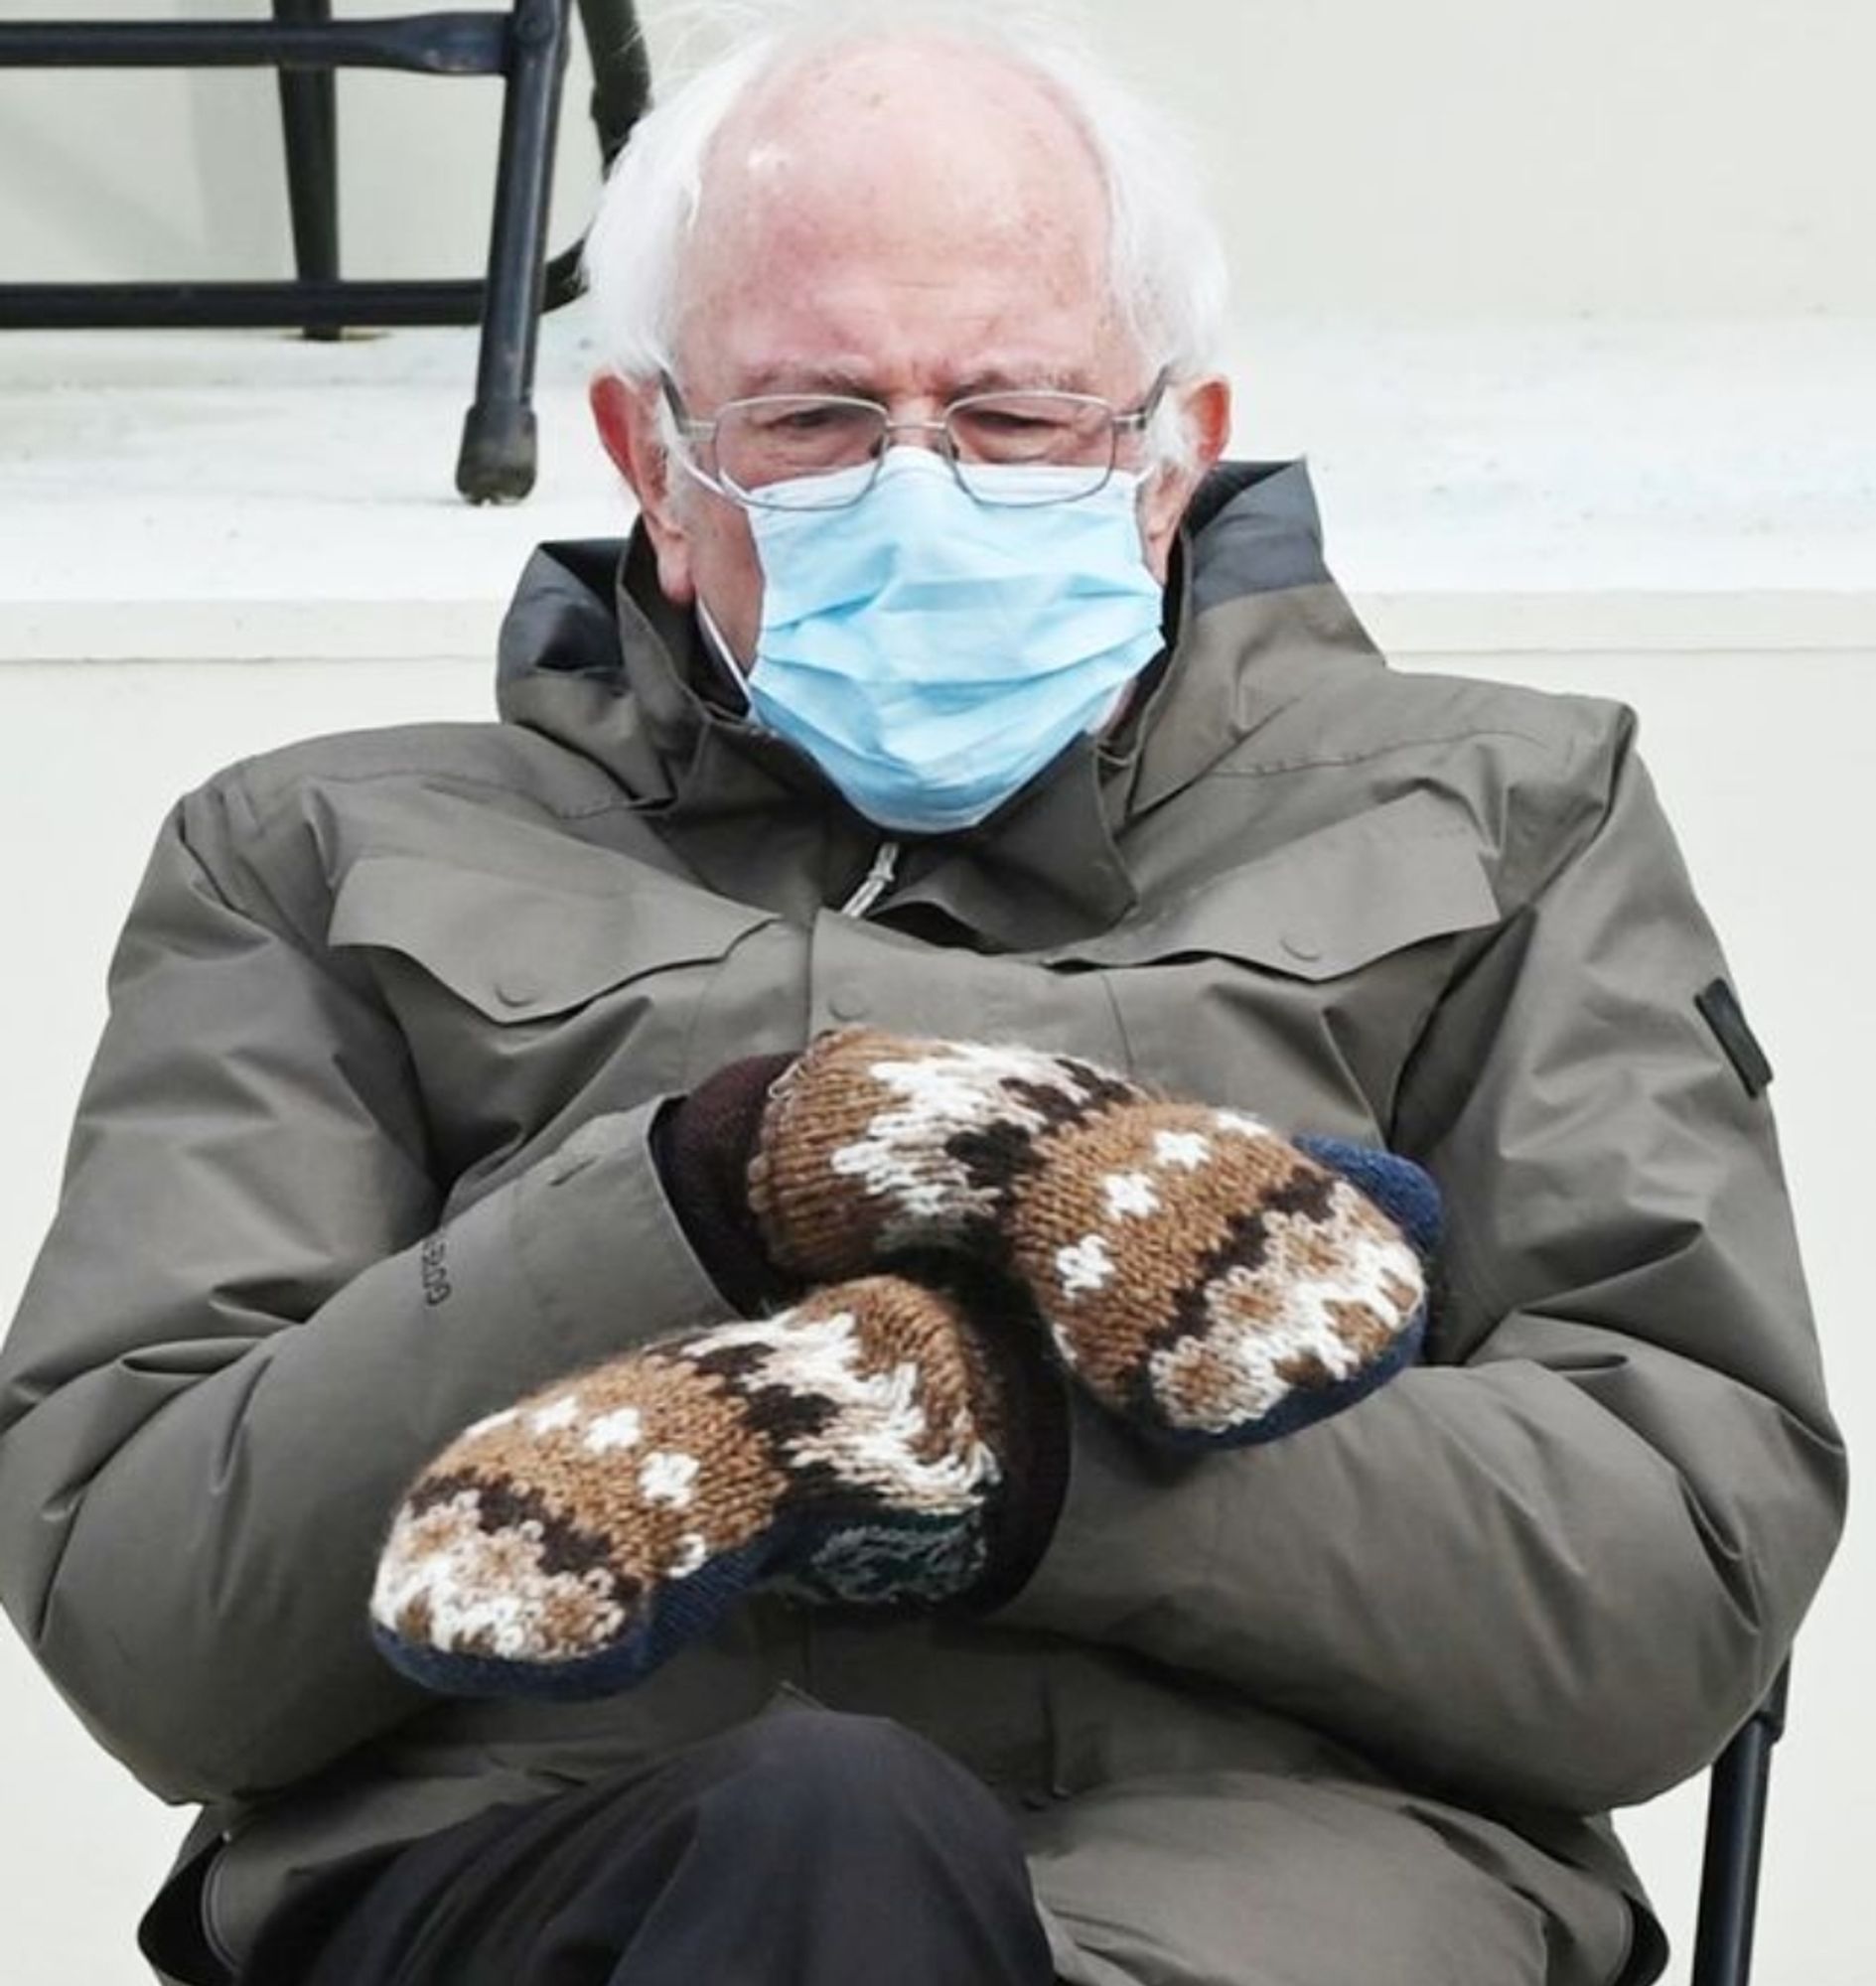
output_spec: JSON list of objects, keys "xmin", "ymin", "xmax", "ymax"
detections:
[{"xmin": 496, "ymin": 461, "xmax": 1356, "ymax": 949}]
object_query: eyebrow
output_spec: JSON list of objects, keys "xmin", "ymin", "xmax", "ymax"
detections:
[
  {"xmin": 728, "ymin": 359, "xmax": 1099, "ymax": 400},
  {"xmin": 952, "ymin": 362, "xmax": 1095, "ymax": 396}
]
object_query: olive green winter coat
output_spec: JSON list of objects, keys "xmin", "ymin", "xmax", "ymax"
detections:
[{"xmin": 0, "ymin": 465, "xmax": 1843, "ymax": 1984}]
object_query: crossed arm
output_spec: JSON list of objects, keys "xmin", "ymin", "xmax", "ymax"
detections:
[{"xmin": 0, "ymin": 746, "xmax": 1844, "ymax": 1815}]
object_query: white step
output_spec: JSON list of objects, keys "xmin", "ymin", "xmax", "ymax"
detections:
[{"xmin": 3, "ymin": 308, "xmax": 1872, "ymax": 663}]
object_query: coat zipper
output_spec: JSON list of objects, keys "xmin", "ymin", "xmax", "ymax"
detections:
[{"xmin": 837, "ymin": 839, "xmax": 900, "ymax": 919}]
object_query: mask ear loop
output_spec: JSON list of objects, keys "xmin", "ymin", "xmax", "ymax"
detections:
[{"xmin": 694, "ymin": 599, "xmax": 756, "ymax": 717}]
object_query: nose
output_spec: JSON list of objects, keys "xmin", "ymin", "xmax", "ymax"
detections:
[{"xmin": 877, "ymin": 415, "xmax": 951, "ymax": 456}]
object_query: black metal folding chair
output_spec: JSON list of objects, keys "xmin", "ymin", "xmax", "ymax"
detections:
[
  {"xmin": 1690, "ymin": 1662, "xmax": 1791, "ymax": 1986},
  {"xmin": 0, "ymin": 0, "xmax": 649, "ymax": 501}
]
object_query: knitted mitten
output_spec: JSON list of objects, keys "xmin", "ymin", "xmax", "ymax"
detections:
[
  {"xmin": 655, "ymin": 1051, "xmax": 799, "ymax": 1315},
  {"xmin": 748, "ymin": 1030, "xmax": 1439, "ymax": 1447},
  {"xmin": 370, "ymin": 1276, "xmax": 1051, "ymax": 1699}
]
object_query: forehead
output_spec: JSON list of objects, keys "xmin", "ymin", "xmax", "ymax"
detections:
[{"xmin": 673, "ymin": 39, "xmax": 1132, "ymax": 397}]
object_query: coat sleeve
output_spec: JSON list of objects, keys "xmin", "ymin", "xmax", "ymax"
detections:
[
  {"xmin": 0, "ymin": 779, "xmax": 727, "ymax": 1807},
  {"xmin": 996, "ymin": 711, "xmax": 1846, "ymax": 1816}
]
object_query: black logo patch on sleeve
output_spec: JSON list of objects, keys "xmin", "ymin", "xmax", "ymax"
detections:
[
  {"xmin": 1696, "ymin": 978, "xmax": 1773, "ymax": 1097},
  {"xmin": 419, "ymin": 1230, "xmax": 454, "ymax": 1308}
]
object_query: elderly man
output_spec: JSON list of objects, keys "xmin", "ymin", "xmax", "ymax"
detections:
[{"xmin": 0, "ymin": 7, "xmax": 1843, "ymax": 1986}]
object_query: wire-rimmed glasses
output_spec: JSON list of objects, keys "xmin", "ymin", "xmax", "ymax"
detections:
[{"xmin": 660, "ymin": 368, "xmax": 1170, "ymax": 510}]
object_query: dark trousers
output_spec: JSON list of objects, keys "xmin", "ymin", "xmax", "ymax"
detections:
[{"xmin": 238, "ymin": 1702, "xmax": 1063, "ymax": 1986}]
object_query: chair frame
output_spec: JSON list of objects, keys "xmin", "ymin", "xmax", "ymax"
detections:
[
  {"xmin": 1690, "ymin": 1662, "xmax": 1790, "ymax": 1986},
  {"xmin": 0, "ymin": 0, "xmax": 649, "ymax": 500}
]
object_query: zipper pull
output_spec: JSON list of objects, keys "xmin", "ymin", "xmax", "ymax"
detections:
[{"xmin": 837, "ymin": 840, "xmax": 900, "ymax": 918}]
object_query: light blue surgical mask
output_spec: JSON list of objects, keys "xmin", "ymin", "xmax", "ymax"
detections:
[{"xmin": 706, "ymin": 449, "xmax": 1166, "ymax": 836}]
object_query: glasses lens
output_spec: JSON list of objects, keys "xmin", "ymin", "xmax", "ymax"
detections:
[
  {"xmin": 946, "ymin": 392, "xmax": 1115, "ymax": 505},
  {"xmin": 713, "ymin": 396, "xmax": 885, "ymax": 508}
]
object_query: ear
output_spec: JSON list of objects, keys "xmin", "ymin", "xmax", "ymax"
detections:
[
  {"xmin": 1138, "ymin": 374, "xmax": 1233, "ymax": 579},
  {"xmin": 590, "ymin": 374, "xmax": 698, "ymax": 606}
]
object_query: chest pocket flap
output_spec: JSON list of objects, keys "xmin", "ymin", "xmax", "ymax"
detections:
[
  {"xmin": 1055, "ymin": 791, "xmax": 1501, "ymax": 981},
  {"xmin": 329, "ymin": 853, "xmax": 774, "ymax": 1022}
]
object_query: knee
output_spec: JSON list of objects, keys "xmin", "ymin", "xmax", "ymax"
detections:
[
  {"xmin": 713, "ymin": 1704, "xmax": 976, "ymax": 1805},
  {"xmin": 697, "ymin": 1705, "xmax": 1016, "ymax": 1850}
]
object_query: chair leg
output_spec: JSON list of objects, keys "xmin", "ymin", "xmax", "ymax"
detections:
[
  {"xmin": 1690, "ymin": 1665, "xmax": 1791, "ymax": 1986},
  {"xmin": 575, "ymin": 0, "xmax": 649, "ymax": 170},
  {"xmin": 272, "ymin": 0, "xmax": 342, "ymax": 341},
  {"xmin": 457, "ymin": 0, "xmax": 572, "ymax": 502}
]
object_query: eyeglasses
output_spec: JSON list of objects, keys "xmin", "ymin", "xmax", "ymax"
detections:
[{"xmin": 659, "ymin": 368, "xmax": 1170, "ymax": 510}]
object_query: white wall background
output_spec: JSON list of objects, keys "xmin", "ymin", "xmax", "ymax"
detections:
[
  {"xmin": 1, "ymin": 3, "xmax": 1871, "ymax": 1984},
  {"xmin": 1, "ymin": 0, "xmax": 1873, "ymax": 317}
]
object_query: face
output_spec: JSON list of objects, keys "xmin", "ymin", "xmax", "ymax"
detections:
[{"xmin": 592, "ymin": 40, "xmax": 1231, "ymax": 666}]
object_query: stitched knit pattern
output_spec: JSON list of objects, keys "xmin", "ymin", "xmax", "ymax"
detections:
[
  {"xmin": 370, "ymin": 1277, "xmax": 1008, "ymax": 1698},
  {"xmin": 750, "ymin": 1031, "xmax": 1432, "ymax": 1444},
  {"xmin": 751, "ymin": 1031, "xmax": 1142, "ymax": 1276}
]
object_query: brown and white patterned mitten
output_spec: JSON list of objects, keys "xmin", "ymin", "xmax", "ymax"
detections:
[
  {"xmin": 370, "ymin": 1276, "xmax": 1049, "ymax": 1699},
  {"xmin": 747, "ymin": 1031, "xmax": 1439, "ymax": 1447}
]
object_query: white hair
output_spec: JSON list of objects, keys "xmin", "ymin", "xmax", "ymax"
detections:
[{"xmin": 582, "ymin": 0, "xmax": 1229, "ymax": 461}]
